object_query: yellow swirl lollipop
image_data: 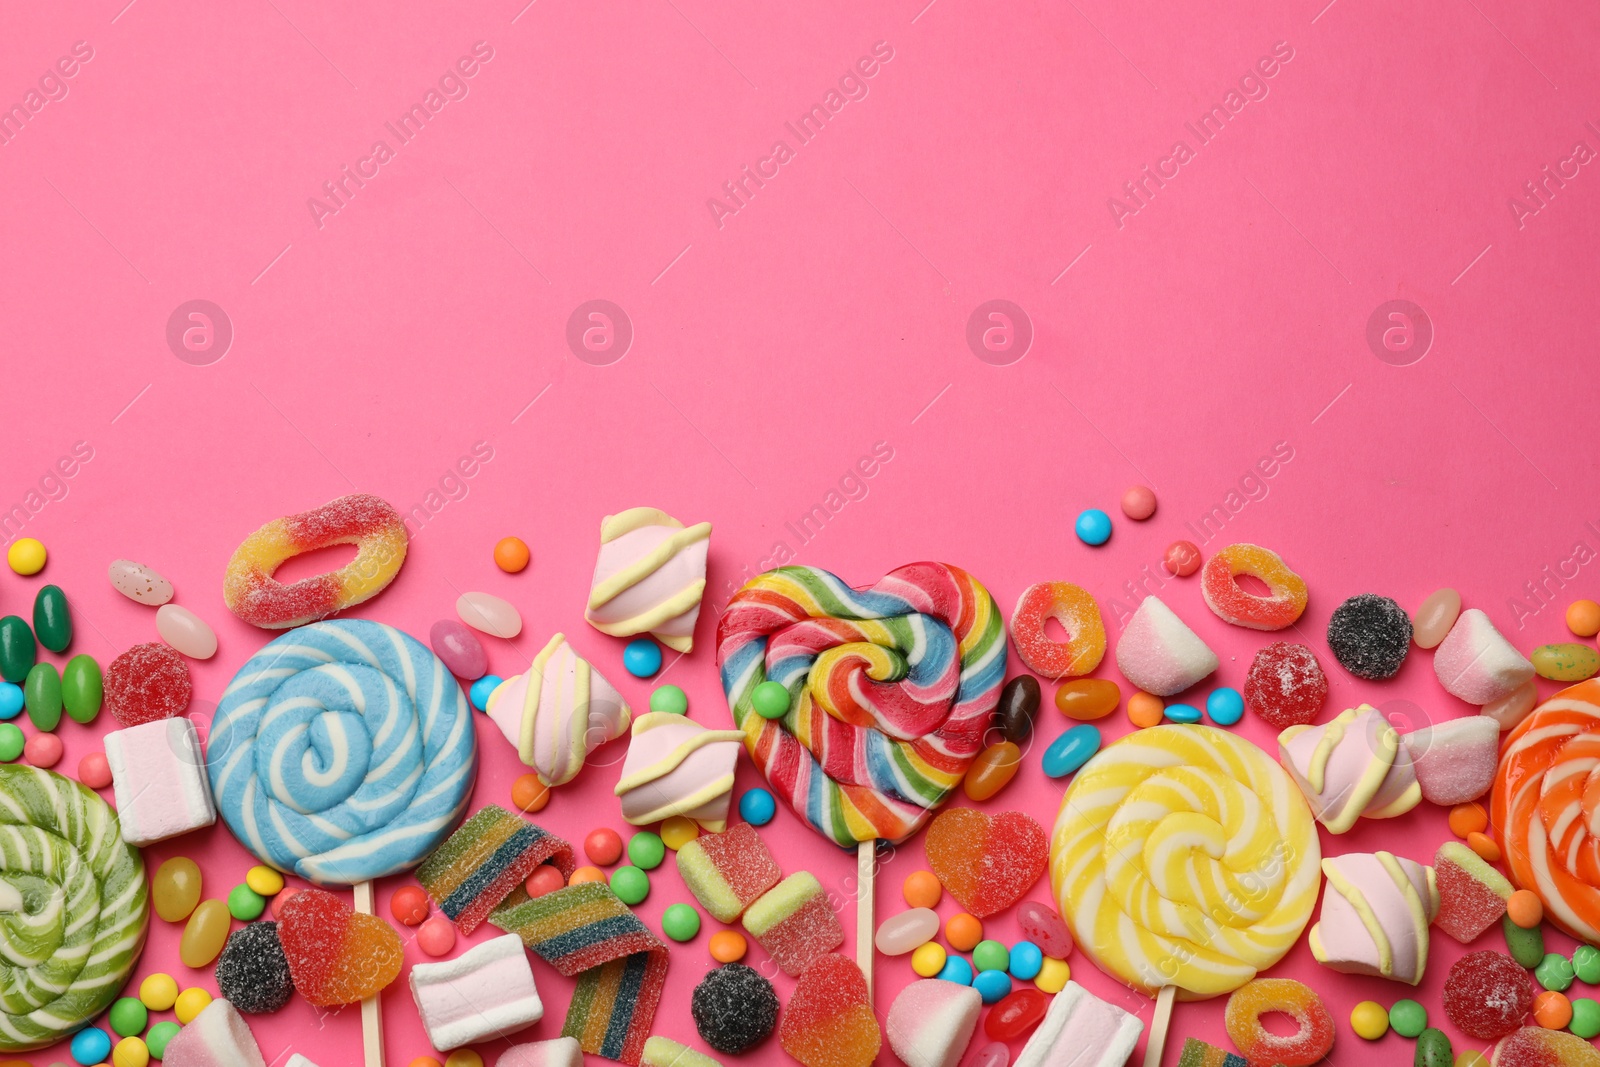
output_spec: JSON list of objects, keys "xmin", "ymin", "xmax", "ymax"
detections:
[{"xmin": 1051, "ymin": 724, "xmax": 1321, "ymax": 1001}]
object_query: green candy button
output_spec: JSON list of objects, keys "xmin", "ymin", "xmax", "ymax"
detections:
[
  {"xmin": 1571, "ymin": 998, "xmax": 1600, "ymax": 1040},
  {"xmin": 661, "ymin": 903, "xmax": 700, "ymax": 942},
  {"xmin": 751, "ymin": 680, "xmax": 791, "ymax": 719},
  {"xmin": 0, "ymin": 723, "xmax": 26, "ymax": 762},
  {"xmin": 1389, "ymin": 999, "xmax": 1427, "ymax": 1038},
  {"xmin": 611, "ymin": 866, "xmax": 649, "ymax": 905},
  {"xmin": 628, "ymin": 831, "xmax": 666, "ymax": 871},
  {"xmin": 649, "ymin": 685, "xmax": 688, "ymax": 715}
]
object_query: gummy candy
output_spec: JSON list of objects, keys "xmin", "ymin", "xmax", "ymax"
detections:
[
  {"xmin": 1326, "ymin": 594, "xmax": 1411, "ymax": 680},
  {"xmin": 639, "ymin": 1038, "xmax": 720, "ymax": 1067},
  {"xmin": 1114, "ymin": 596, "xmax": 1219, "ymax": 696},
  {"xmin": 104, "ymin": 643, "xmax": 191, "ymax": 726},
  {"xmin": 1199, "ymin": 543, "xmax": 1308, "ymax": 631},
  {"xmin": 779, "ymin": 954, "xmax": 881, "ymax": 1067},
  {"xmin": 416, "ymin": 805, "xmax": 575, "ymax": 933},
  {"xmin": 742, "ymin": 872, "xmax": 843, "ymax": 977},
  {"xmin": 923, "ymin": 808, "xmax": 1047, "ymax": 918},
  {"xmin": 1434, "ymin": 841, "xmax": 1513, "ymax": 943},
  {"xmin": 963, "ymin": 742, "xmax": 1022, "ymax": 801},
  {"xmin": 691, "ymin": 963, "xmax": 779, "ymax": 1054},
  {"xmin": 214, "ymin": 922, "xmax": 292, "ymax": 1014},
  {"xmin": 1008, "ymin": 582, "xmax": 1106, "ymax": 678},
  {"xmin": 984, "ymin": 988, "xmax": 1047, "ymax": 1041},
  {"xmin": 1436, "ymin": 609, "xmax": 1534, "ymax": 703},
  {"xmin": 887, "ymin": 979, "xmax": 982, "ymax": 1067},
  {"xmin": 1492, "ymin": 1026, "xmax": 1600, "ymax": 1066},
  {"xmin": 277, "ymin": 887, "xmax": 403, "ymax": 1006},
  {"xmin": 1243, "ymin": 642, "xmax": 1328, "ymax": 729},
  {"xmin": 1176, "ymin": 1039, "xmax": 1247, "ymax": 1067},
  {"xmin": 153, "ymin": 857, "xmax": 203, "ymax": 923},
  {"xmin": 1443, "ymin": 950, "xmax": 1533, "ymax": 1041},
  {"xmin": 1223, "ymin": 978, "xmax": 1334, "ymax": 1067},
  {"xmin": 675, "ymin": 822, "xmax": 781, "ymax": 923},
  {"xmin": 1402, "ymin": 716, "xmax": 1500, "ymax": 805},
  {"xmin": 160, "ymin": 999, "xmax": 267, "ymax": 1067}
]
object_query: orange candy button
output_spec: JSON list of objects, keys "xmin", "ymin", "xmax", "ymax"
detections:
[
  {"xmin": 568, "ymin": 866, "xmax": 606, "ymax": 885},
  {"xmin": 1127, "ymin": 692, "xmax": 1164, "ymax": 729},
  {"xmin": 1449, "ymin": 802, "xmax": 1489, "ymax": 838},
  {"xmin": 1534, "ymin": 990, "xmax": 1573, "ymax": 1029},
  {"xmin": 709, "ymin": 930, "xmax": 747, "ymax": 963},
  {"xmin": 946, "ymin": 912, "xmax": 982, "ymax": 952},
  {"xmin": 902, "ymin": 871, "xmax": 941, "ymax": 909},
  {"xmin": 1467, "ymin": 830, "xmax": 1502, "ymax": 863},
  {"xmin": 511, "ymin": 774, "xmax": 550, "ymax": 814},
  {"xmin": 494, "ymin": 537, "xmax": 530, "ymax": 573},
  {"xmin": 1508, "ymin": 890, "xmax": 1544, "ymax": 928}
]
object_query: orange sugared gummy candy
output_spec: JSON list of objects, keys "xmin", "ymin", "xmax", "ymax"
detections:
[
  {"xmin": 278, "ymin": 888, "xmax": 403, "ymax": 1006},
  {"xmin": 779, "ymin": 954, "xmax": 880, "ymax": 1067}
]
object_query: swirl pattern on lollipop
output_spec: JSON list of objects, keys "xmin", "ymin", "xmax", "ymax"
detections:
[
  {"xmin": 208, "ymin": 620, "xmax": 477, "ymax": 885},
  {"xmin": 716, "ymin": 563, "xmax": 1005, "ymax": 848},
  {"xmin": 1493, "ymin": 679, "xmax": 1600, "ymax": 942},
  {"xmin": 0, "ymin": 766, "xmax": 149, "ymax": 1051},
  {"xmin": 1051, "ymin": 725, "xmax": 1321, "ymax": 1000}
]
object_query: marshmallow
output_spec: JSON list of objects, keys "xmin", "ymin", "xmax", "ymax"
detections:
[
  {"xmin": 1278, "ymin": 706, "xmax": 1420, "ymax": 834},
  {"xmin": 1434, "ymin": 608, "xmax": 1534, "ymax": 705},
  {"xmin": 105, "ymin": 717, "xmax": 216, "ymax": 845},
  {"xmin": 499, "ymin": 1038, "xmax": 585, "ymax": 1067},
  {"xmin": 586, "ymin": 507, "xmax": 712, "ymax": 653},
  {"xmin": 1114, "ymin": 596, "xmax": 1219, "ymax": 696},
  {"xmin": 886, "ymin": 980, "xmax": 982, "ymax": 1067},
  {"xmin": 286, "ymin": 1057, "xmax": 322, "ymax": 1067},
  {"xmin": 1015, "ymin": 981, "xmax": 1143, "ymax": 1067},
  {"xmin": 410, "ymin": 933, "xmax": 543, "ymax": 1050},
  {"xmin": 161, "ymin": 999, "xmax": 267, "ymax": 1067},
  {"xmin": 1402, "ymin": 715, "xmax": 1501, "ymax": 805},
  {"xmin": 1309, "ymin": 851, "xmax": 1437, "ymax": 985}
]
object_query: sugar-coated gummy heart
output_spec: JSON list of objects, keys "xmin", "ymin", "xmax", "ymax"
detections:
[
  {"xmin": 1443, "ymin": 950, "xmax": 1533, "ymax": 1040},
  {"xmin": 1326, "ymin": 593, "xmax": 1411, "ymax": 680},
  {"xmin": 1434, "ymin": 840, "xmax": 1512, "ymax": 943},
  {"xmin": 105, "ymin": 642, "xmax": 191, "ymax": 726},
  {"xmin": 924, "ymin": 808, "xmax": 1047, "ymax": 919},
  {"xmin": 214, "ymin": 922, "xmax": 292, "ymax": 1014},
  {"xmin": 1242, "ymin": 642, "xmax": 1328, "ymax": 729},
  {"xmin": 779, "ymin": 954, "xmax": 881, "ymax": 1067},
  {"xmin": 691, "ymin": 964, "xmax": 779, "ymax": 1054},
  {"xmin": 277, "ymin": 887, "xmax": 403, "ymax": 1006},
  {"xmin": 1223, "ymin": 978, "xmax": 1334, "ymax": 1067},
  {"xmin": 1492, "ymin": 1026, "xmax": 1600, "ymax": 1066}
]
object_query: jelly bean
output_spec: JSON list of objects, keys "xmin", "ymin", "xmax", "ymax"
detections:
[
  {"xmin": 751, "ymin": 680, "xmax": 790, "ymax": 719},
  {"xmin": 445, "ymin": 1052, "xmax": 484, "ymax": 1067},
  {"xmin": 1205, "ymin": 687, "xmax": 1244, "ymax": 726},
  {"xmin": 468, "ymin": 675, "xmax": 502, "ymax": 711},
  {"xmin": 903, "ymin": 870, "xmax": 941, "ymax": 908},
  {"xmin": 1575, "ymin": 944, "xmax": 1600, "ymax": 983},
  {"xmin": 1468, "ymin": 831, "xmax": 1502, "ymax": 862},
  {"xmin": 494, "ymin": 536, "xmax": 530, "ymax": 573},
  {"xmin": 174, "ymin": 986, "xmax": 212, "ymax": 1024},
  {"xmin": 1571, "ymin": 997, "xmax": 1600, "ymax": 1039},
  {"xmin": 391, "ymin": 884, "xmax": 430, "ymax": 925},
  {"xmin": 1504, "ymin": 913, "xmax": 1546, "ymax": 967},
  {"xmin": 23, "ymin": 662, "xmax": 61, "ymax": 731},
  {"xmin": 611, "ymin": 866, "xmax": 649, "ymax": 904},
  {"xmin": 1127, "ymin": 691, "xmax": 1164, "ymax": 728},
  {"xmin": 228, "ymin": 883, "xmax": 266, "ymax": 921},
  {"xmin": 140, "ymin": 973, "xmax": 178, "ymax": 1011},
  {"xmin": 875, "ymin": 908, "xmax": 939, "ymax": 955},
  {"xmin": 973, "ymin": 969, "xmax": 1011, "ymax": 1003},
  {"xmin": 972, "ymin": 940, "xmax": 1009, "ymax": 973},
  {"xmin": 1075, "ymin": 509, "xmax": 1112, "ymax": 546},
  {"xmin": 146, "ymin": 1021, "xmax": 181, "ymax": 1059},
  {"xmin": 0, "ymin": 724, "xmax": 23, "ymax": 762},
  {"xmin": 1413, "ymin": 588, "xmax": 1462, "ymax": 649},
  {"xmin": 661, "ymin": 815, "xmax": 699, "ymax": 850},
  {"xmin": 24, "ymin": 733, "xmax": 62, "ymax": 768},
  {"xmin": 511, "ymin": 773, "xmax": 549, "ymax": 813},
  {"xmin": 456, "ymin": 591, "xmax": 521, "ymax": 638},
  {"xmin": 72, "ymin": 1027, "xmax": 112, "ymax": 1065},
  {"xmin": 0, "ymin": 617, "xmax": 36, "ymax": 684},
  {"xmin": 985, "ymin": 988, "xmax": 1047, "ymax": 1040},
  {"xmin": 1121, "ymin": 486, "xmax": 1157, "ymax": 521},
  {"xmin": 32, "ymin": 585, "xmax": 71, "ymax": 653},
  {"xmin": 1350, "ymin": 1000, "xmax": 1389, "ymax": 1039},
  {"xmin": 968, "ymin": 1042, "xmax": 1010, "ymax": 1067},
  {"xmin": 418, "ymin": 915, "xmax": 456, "ymax": 956},
  {"xmin": 246, "ymin": 866, "xmax": 286, "ymax": 896},
  {"xmin": 1163, "ymin": 702, "xmax": 1201, "ymax": 724},
  {"xmin": 61, "ymin": 654, "xmax": 102, "ymax": 724},
  {"xmin": 1508, "ymin": 889, "xmax": 1544, "ymax": 928},
  {"xmin": 1163, "ymin": 540, "xmax": 1201, "ymax": 577},
  {"xmin": 153, "ymin": 857, "xmax": 203, "ymax": 922},
  {"xmin": 1569, "ymin": 599, "xmax": 1600, "ymax": 638},
  {"xmin": 155, "ymin": 604, "xmax": 216, "ymax": 659},
  {"xmin": 1449, "ymin": 802, "xmax": 1489, "ymax": 838},
  {"xmin": 911, "ymin": 941, "xmax": 947, "ymax": 977},
  {"xmin": 1533, "ymin": 643, "xmax": 1600, "ymax": 681},
  {"xmin": 1041, "ymin": 724, "xmax": 1101, "ymax": 778},
  {"xmin": 1008, "ymin": 941, "xmax": 1044, "ymax": 980},
  {"xmin": 946, "ymin": 913, "xmax": 983, "ymax": 951},
  {"xmin": 709, "ymin": 930, "xmax": 747, "ymax": 962},
  {"xmin": 964, "ymin": 742, "xmax": 1021, "ymax": 801},
  {"xmin": 739, "ymin": 788, "xmax": 775, "ymax": 825},
  {"xmin": 1536, "ymin": 952, "xmax": 1575, "ymax": 992},
  {"xmin": 0, "ymin": 682, "xmax": 19, "ymax": 720},
  {"xmin": 662, "ymin": 903, "xmax": 700, "ymax": 942},
  {"xmin": 429, "ymin": 619, "xmax": 488, "ymax": 681},
  {"xmin": 7, "ymin": 538, "xmax": 46, "ymax": 576},
  {"xmin": 623, "ymin": 638, "xmax": 662, "ymax": 677},
  {"xmin": 109, "ymin": 996, "xmax": 148, "ymax": 1037},
  {"xmin": 650, "ymin": 684, "xmax": 688, "ymax": 715},
  {"xmin": 1053, "ymin": 678, "xmax": 1119, "ymax": 722},
  {"xmin": 1033, "ymin": 956, "xmax": 1069, "ymax": 994},
  {"xmin": 108, "ymin": 559, "xmax": 173, "ymax": 606},
  {"xmin": 1017, "ymin": 901, "xmax": 1073, "ymax": 959},
  {"xmin": 1455, "ymin": 1051, "xmax": 1488, "ymax": 1067},
  {"xmin": 628, "ymin": 831, "xmax": 665, "ymax": 870},
  {"xmin": 997, "ymin": 676, "xmax": 1041, "ymax": 742},
  {"xmin": 586, "ymin": 828, "xmax": 624, "ymax": 866},
  {"xmin": 937, "ymin": 956, "xmax": 973, "ymax": 985},
  {"xmin": 1414, "ymin": 1027, "xmax": 1453, "ymax": 1067},
  {"xmin": 1389, "ymin": 999, "xmax": 1428, "ymax": 1038},
  {"xmin": 179, "ymin": 899, "xmax": 231, "ymax": 968}
]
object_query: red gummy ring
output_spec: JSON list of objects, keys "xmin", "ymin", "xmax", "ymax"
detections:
[
  {"xmin": 1200, "ymin": 543, "xmax": 1308, "ymax": 631},
  {"xmin": 224, "ymin": 493, "xmax": 409, "ymax": 629},
  {"xmin": 1224, "ymin": 978, "xmax": 1334, "ymax": 1067},
  {"xmin": 1008, "ymin": 582, "xmax": 1106, "ymax": 679}
]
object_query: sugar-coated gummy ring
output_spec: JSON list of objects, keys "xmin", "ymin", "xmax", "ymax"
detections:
[
  {"xmin": 224, "ymin": 493, "xmax": 409, "ymax": 629},
  {"xmin": 1009, "ymin": 582, "xmax": 1106, "ymax": 679},
  {"xmin": 1200, "ymin": 543, "xmax": 1309, "ymax": 631},
  {"xmin": 1224, "ymin": 978, "xmax": 1334, "ymax": 1067}
]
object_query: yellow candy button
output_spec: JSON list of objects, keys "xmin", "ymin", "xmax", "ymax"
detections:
[
  {"xmin": 1350, "ymin": 1000, "xmax": 1389, "ymax": 1040},
  {"xmin": 174, "ymin": 986, "xmax": 212, "ymax": 1024},
  {"xmin": 6, "ymin": 538, "xmax": 45, "ymax": 576},
  {"xmin": 1034, "ymin": 956, "xmax": 1070, "ymax": 994},
  {"xmin": 114, "ymin": 1035, "xmax": 151, "ymax": 1067},
  {"xmin": 660, "ymin": 816, "xmax": 699, "ymax": 851},
  {"xmin": 245, "ymin": 865, "xmax": 285, "ymax": 896},
  {"xmin": 910, "ymin": 941, "xmax": 946, "ymax": 978},
  {"xmin": 444, "ymin": 1052, "xmax": 484, "ymax": 1067},
  {"xmin": 139, "ymin": 973, "xmax": 179, "ymax": 1011}
]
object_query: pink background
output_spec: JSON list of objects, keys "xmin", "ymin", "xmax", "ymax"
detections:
[{"xmin": 5, "ymin": 0, "xmax": 1600, "ymax": 1063}]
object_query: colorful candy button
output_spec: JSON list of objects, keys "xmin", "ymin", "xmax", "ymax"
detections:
[
  {"xmin": 973, "ymin": 969, "xmax": 1011, "ymax": 1004},
  {"xmin": 1350, "ymin": 1000, "xmax": 1389, "ymax": 1040},
  {"xmin": 937, "ymin": 956, "xmax": 974, "ymax": 986},
  {"xmin": 494, "ymin": 537, "xmax": 530, "ymax": 572},
  {"xmin": 468, "ymin": 675, "xmax": 502, "ymax": 711},
  {"xmin": 911, "ymin": 942, "xmax": 947, "ymax": 977},
  {"xmin": 1075, "ymin": 509, "xmax": 1112, "ymax": 546},
  {"xmin": 1033, "ymin": 956, "xmax": 1070, "ymax": 994},
  {"xmin": 751, "ymin": 681, "xmax": 790, "ymax": 719},
  {"xmin": 7, "ymin": 538, "xmax": 46, "ymax": 576},
  {"xmin": 1009, "ymin": 940, "xmax": 1044, "ymax": 981},
  {"xmin": 739, "ymin": 788, "xmax": 776, "ymax": 825},
  {"xmin": 1163, "ymin": 703, "xmax": 1202, "ymax": 724},
  {"xmin": 1205, "ymin": 687, "xmax": 1244, "ymax": 726},
  {"xmin": 649, "ymin": 684, "xmax": 688, "ymax": 715},
  {"xmin": 139, "ymin": 973, "xmax": 178, "ymax": 1011},
  {"xmin": 660, "ymin": 816, "xmax": 699, "ymax": 850},
  {"xmin": 623, "ymin": 639, "xmax": 662, "ymax": 677},
  {"xmin": 628, "ymin": 831, "xmax": 666, "ymax": 870},
  {"xmin": 610, "ymin": 866, "xmax": 649, "ymax": 904},
  {"xmin": 662, "ymin": 903, "xmax": 701, "ymax": 942},
  {"xmin": 245, "ymin": 866, "xmax": 285, "ymax": 896},
  {"xmin": 709, "ymin": 930, "xmax": 747, "ymax": 963}
]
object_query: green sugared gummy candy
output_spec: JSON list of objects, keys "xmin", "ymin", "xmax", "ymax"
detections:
[
  {"xmin": 1574, "ymin": 944, "xmax": 1600, "ymax": 984},
  {"xmin": 1389, "ymin": 999, "xmax": 1428, "ymax": 1038},
  {"xmin": 1503, "ymin": 912, "xmax": 1546, "ymax": 968},
  {"xmin": 1536, "ymin": 952, "xmax": 1575, "ymax": 992}
]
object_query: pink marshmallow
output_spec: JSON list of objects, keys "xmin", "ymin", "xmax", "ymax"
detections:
[
  {"xmin": 1308, "ymin": 851, "xmax": 1437, "ymax": 984},
  {"xmin": 886, "ymin": 980, "xmax": 982, "ymax": 1067},
  {"xmin": 499, "ymin": 1038, "xmax": 584, "ymax": 1067},
  {"xmin": 410, "ymin": 933, "xmax": 543, "ymax": 1050},
  {"xmin": 105, "ymin": 717, "xmax": 216, "ymax": 845},
  {"xmin": 1114, "ymin": 596, "xmax": 1219, "ymax": 696},
  {"xmin": 161, "ymin": 999, "xmax": 267, "ymax": 1067},
  {"xmin": 1434, "ymin": 608, "xmax": 1534, "ymax": 704},
  {"xmin": 1402, "ymin": 715, "xmax": 1501, "ymax": 805}
]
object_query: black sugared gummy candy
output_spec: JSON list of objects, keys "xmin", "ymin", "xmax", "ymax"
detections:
[
  {"xmin": 215, "ymin": 921, "xmax": 293, "ymax": 1014},
  {"xmin": 1327, "ymin": 593, "xmax": 1412, "ymax": 680},
  {"xmin": 691, "ymin": 963, "xmax": 779, "ymax": 1054}
]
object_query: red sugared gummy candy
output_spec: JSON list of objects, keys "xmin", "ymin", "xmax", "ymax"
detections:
[
  {"xmin": 1434, "ymin": 841, "xmax": 1512, "ymax": 943},
  {"xmin": 1243, "ymin": 642, "xmax": 1328, "ymax": 729},
  {"xmin": 278, "ymin": 887, "xmax": 403, "ymax": 1006},
  {"xmin": 779, "ymin": 954, "xmax": 881, "ymax": 1067},
  {"xmin": 1493, "ymin": 1026, "xmax": 1600, "ymax": 1066},
  {"xmin": 924, "ymin": 809, "xmax": 1048, "ymax": 919},
  {"xmin": 105, "ymin": 643, "xmax": 192, "ymax": 726},
  {"xmin": 1444, "ymin": 950, "xmax": 1533, "ymax": 1040}
]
